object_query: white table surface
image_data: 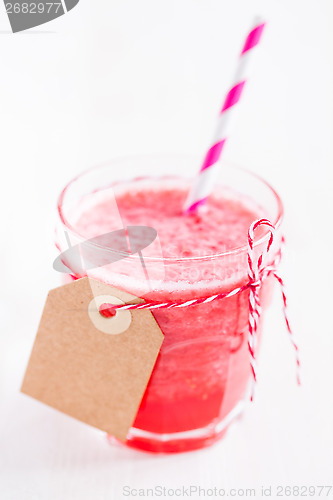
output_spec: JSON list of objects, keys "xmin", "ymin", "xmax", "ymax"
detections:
[{"xmin": 0, "ymin": 1, "xmax": 332, "ymax": 499}]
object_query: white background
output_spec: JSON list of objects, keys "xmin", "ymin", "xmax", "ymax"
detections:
[{"xmin": 0, "ymin": 0, "xmax": 332, "ymax": 499}]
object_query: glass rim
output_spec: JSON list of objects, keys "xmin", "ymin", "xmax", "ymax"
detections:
[{"xmin": 57, "ymin": 154, "xmax": 284, "ymax": 263}]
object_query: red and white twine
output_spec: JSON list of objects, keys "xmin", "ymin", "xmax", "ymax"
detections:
[{"xmin": 100, "ymin": 218, "xmax": 301, "ymax": 398}]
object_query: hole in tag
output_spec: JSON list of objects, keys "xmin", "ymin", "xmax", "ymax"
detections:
[
  {"xmin": 88, "ymin": 295, "xmax": 132, "ymax": 335},
  {"xmin": 99, "ymin": 303, "xmax": 117, "ymax": 318}
]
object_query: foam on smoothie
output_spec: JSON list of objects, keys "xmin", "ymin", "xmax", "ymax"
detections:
[
  {"xmin": 84, "ymin": 187, "xmax": 258, "ymax": 253},
  {"xmin": 68, "ymin": 178, "xmax": 264, "ymax": 297}
]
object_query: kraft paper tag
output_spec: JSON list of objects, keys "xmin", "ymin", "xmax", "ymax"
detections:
[{"xmin": 21, "ymin": 277, "xmax": 164, "ymax": 441}]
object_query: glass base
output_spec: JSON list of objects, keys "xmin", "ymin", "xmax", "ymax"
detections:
[{"xmin": 107, "ymin": 401, "xmax": 245, "ymax": 454}]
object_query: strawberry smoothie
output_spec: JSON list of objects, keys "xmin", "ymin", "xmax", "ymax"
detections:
[
  {"xmin": 57, "ymin": 157, "xmax": 283, "ymax": 453},
  {"xmin": 63, "ymin": 177, "xmax": 275, "ymax": 453}
]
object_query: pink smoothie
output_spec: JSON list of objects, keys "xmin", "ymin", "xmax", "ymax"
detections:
[{"xmin": 71, "ymin": 179, "xmax": 270, "ymax": 452}]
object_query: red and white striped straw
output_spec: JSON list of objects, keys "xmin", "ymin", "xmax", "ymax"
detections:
[{"xmin": 183, "ymin": 17, "xmax": 266, "ymax": 214}]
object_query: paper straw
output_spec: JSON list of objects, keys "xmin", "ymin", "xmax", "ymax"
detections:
[{"xmin": 183, "ymin": 17, "xmax": 266, "ymax": 214}]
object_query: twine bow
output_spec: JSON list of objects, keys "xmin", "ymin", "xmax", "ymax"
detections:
[{"xmin": 246, "ymin": 219, "xmax": 300, "ymax": 399}]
